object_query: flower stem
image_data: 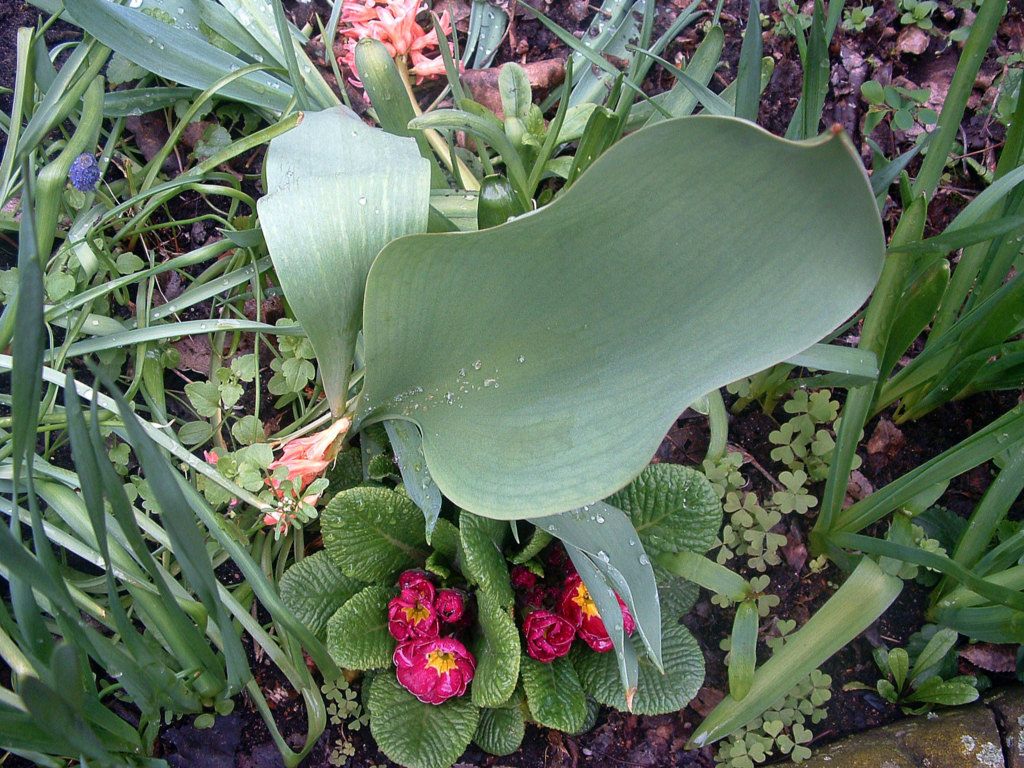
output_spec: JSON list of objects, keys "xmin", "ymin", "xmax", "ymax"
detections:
[{"xmin": 396, "ymin": 57, "xmax": 479, "ymax": 191}]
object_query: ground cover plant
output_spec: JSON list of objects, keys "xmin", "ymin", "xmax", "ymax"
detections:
[{"xmin": 0, "ymin": 0, "xmax": 1022, "ymax": 766}]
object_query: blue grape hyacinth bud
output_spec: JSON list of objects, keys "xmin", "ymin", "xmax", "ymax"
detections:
[{"xmin": 68, "ymin": 154, "xmax": 101, "ymax": 191}]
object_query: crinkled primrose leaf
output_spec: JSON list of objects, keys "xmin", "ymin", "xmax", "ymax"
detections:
[{"xmin": 357, "ymin": 116, "xmax": 885, "ymax": 520}]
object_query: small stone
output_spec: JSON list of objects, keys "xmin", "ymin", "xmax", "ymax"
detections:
[{"xmin": 896, "ymin": 25, "xmax": 931, "ymax": 55}]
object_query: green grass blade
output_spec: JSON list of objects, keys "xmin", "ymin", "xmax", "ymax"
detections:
[
  {"xmin": 831, "ymin": 403, "xmax": 1024, "ymax": 535},
  {"xmin": 831, "ymin": 533, "xmax": 1024, "ymax": 612},
  {"xmin": 63, "ymin": 0, "xmax": 293, "ymax": 111},
  {"xmin": 935, "ymin": 441, "xmax": 1024, "ymax": 597},
  {"xmin": 735, "ymin": 0, "xmax": 762, "ymax": 122},
  {"xmin": 0, "ymin": 29, "xmax": 35, "ymax": 205},
  {"xmin": 98, "ymin": 372, "xmax": 249, "ymax": 694},
  {"xmin": 911, "ymin": 0, "xmax": 1007, "ymax": 199},
  {"xmin": 690, "ymin": 557, "xmax": 901, "ymax": 746},
  {"xmin": 728, "ymin": 600, "xmax": 758, "ymax": 700},
  {"xmin": 642, "ymin": 25, "xmax": 724, "ymax": 125},
  {"xmin": 47, "ymin": 318, "xmax": 303, "ymax": 361}
]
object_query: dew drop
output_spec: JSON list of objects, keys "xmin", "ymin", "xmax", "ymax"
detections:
[
  {"xmin": 638, "ymin": 554, "xmax": 650, "ymax": 566},
  {"xmin": 472, "ymin": 360, "xmax": 482, "ymax": 370},
  {"xmin": 516, "ymin": 354, "xmax": 526, "ymax": 363},
  {"xmin": 358, "ymin": 196, "xmax": 367, "ymax": 206}
]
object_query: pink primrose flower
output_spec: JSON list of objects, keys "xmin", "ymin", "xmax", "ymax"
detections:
[
  {"xmin": 397, "ymin": 570, "xmax": 436, "ymax": 604},
  {"xmin": 557, "ymin": 574, "xmax": 635, "ymax": 653},
  {"xmin": 393, "ymin": 636, "xmax": 475, "ymax": 704},
  {"xmin": 388, "ymin": 588, "xmax": 440, "ymax": 641}
]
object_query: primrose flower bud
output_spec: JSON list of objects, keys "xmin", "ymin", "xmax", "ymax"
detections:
[
  {"xmin": 393, "ymin": 637, "xmax": 475, "ymax": 704},
  {"xmin": 523, "ymin": 609, "xmax": 575, "ymax": 663},
  {"xmin": 434, "ymin": 588, "xmax": 466, "ymax": 624},
  {"xmin": 510, "ymin": 565, "xmax": 537, "ymax": 591}
]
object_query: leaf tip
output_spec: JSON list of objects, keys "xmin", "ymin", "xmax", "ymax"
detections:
[{"xmin": 625, "ymin": 686, "xmax": 637, "ymax": 712}]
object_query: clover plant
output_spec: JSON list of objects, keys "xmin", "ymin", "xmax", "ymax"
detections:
[{"xmin": 281, "ymin": 463, "xmax": 718, "ymax": 768}]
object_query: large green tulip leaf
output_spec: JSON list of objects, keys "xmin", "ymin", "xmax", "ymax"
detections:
[
  {"xmin": 358, "ymin": 116, "xmax": 884, "ymax": 519},
  {"xmin": 258, "ymin": 106, "xmax": 429, "ymax": 415}
]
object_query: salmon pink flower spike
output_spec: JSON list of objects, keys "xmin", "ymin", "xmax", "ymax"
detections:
[
  {"xmin": 337, "ymin": 0, "xmax": 455, "ymax": 88},
  {"xmin": 267, "ymin": 417, "xmax": 351, "ymax": 490}
]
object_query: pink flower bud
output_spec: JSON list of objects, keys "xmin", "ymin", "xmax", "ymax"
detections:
[
  {"xmin": 523, "ymin": 610, "xmax": 575, "ymax": 663},
  {"xmin": 397, "ymin": 570, "xmax": 436, "ymax": 604},
  {"xmin": 510, "ymin": 565, "xmax": 537, "ymax": 591},
  {"xmin": 434, "ymin": 588, "xmax": 466, "ymax": 624}
]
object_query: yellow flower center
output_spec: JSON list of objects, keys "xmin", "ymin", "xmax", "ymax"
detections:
[
  {"xmin": 403, "ymin": 601, "xmax": 431, "ymax": 624},
  {"xmin": 571, "ymin": 583, "xmax": 600, "ymax": 618},
  {"xmin": 425, "ymin": 649, "xmax": 457, "ymax": 675}
]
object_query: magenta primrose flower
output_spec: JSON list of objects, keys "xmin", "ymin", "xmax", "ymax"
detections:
[
  {"xmin": 510, "ymin": 565, "xmax": 537, "ymax": 591},
  {"xmin": 394, "ymin": 637, "xmax": 475, "ymax": 704},
  {"xmin": 522, "ymin": 609, "xmax": 575, "ymax": 663},
  {"xmin": 558, "ymin": 574, "xmax": 635, "ymax": 653},
  {"xmin": 388, "ymin": 588, "xmax": 439, "ymax": 641},
  {"xmin": 397, "ymin": 570, "xmax": 436, "ymax": 604}
]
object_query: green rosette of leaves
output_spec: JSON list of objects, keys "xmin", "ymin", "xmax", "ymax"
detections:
[{"xmin": 280, "ymin": 464, "xmax": 720, "ymax": 768}]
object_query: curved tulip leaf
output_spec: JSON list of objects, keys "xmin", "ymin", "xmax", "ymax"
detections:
[
  {"xmin": 258, "ymin": 106, "xmax": 430, "ymax": 415},
  {"xmin": 358, "ymin": 116, "xmax": 884, "ymax": 519}
]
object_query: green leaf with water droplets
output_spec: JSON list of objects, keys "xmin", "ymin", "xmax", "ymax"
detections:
[
  {"xmin": 357, "ymin": 117, "xmax": 883, "ymax": 520},
  {"xmin": 279, "ymin": 551, "xmax": 363, "ymax": 640},
  {"xmin": 325, "ymin": 585, "xmax": 395, "ymax": 670},
  {"xmin": 606, "ymin": 464, "xmax": 722, "ymax": 556},
  {"xmin": 520, "ymin": 655, "xmax": 587, "ymax": 732},
  {"xmin": 459, "ymin": 512, "xmax": 513, "ymax": 608},
  {"xmin": 572, "ymin": 613, "xmax": 704, "ymax": 715},
  {"xmin": 368, "ymin": 671, "xmax": 479, "ymax": 768},
  {"xmin": 471, "ymin": 590, "xmax": 520, "ymax": 708},
  {"xmin": 473, "ymin": 702, "xmax": 525, "ymax": 756},
  {"xmin": 258, "ymin": 106, "xmax": 430, "ymax": 415},
  {"xmin": 321, "ymin": 486, "xmax": 429, "ymax": 583}
]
